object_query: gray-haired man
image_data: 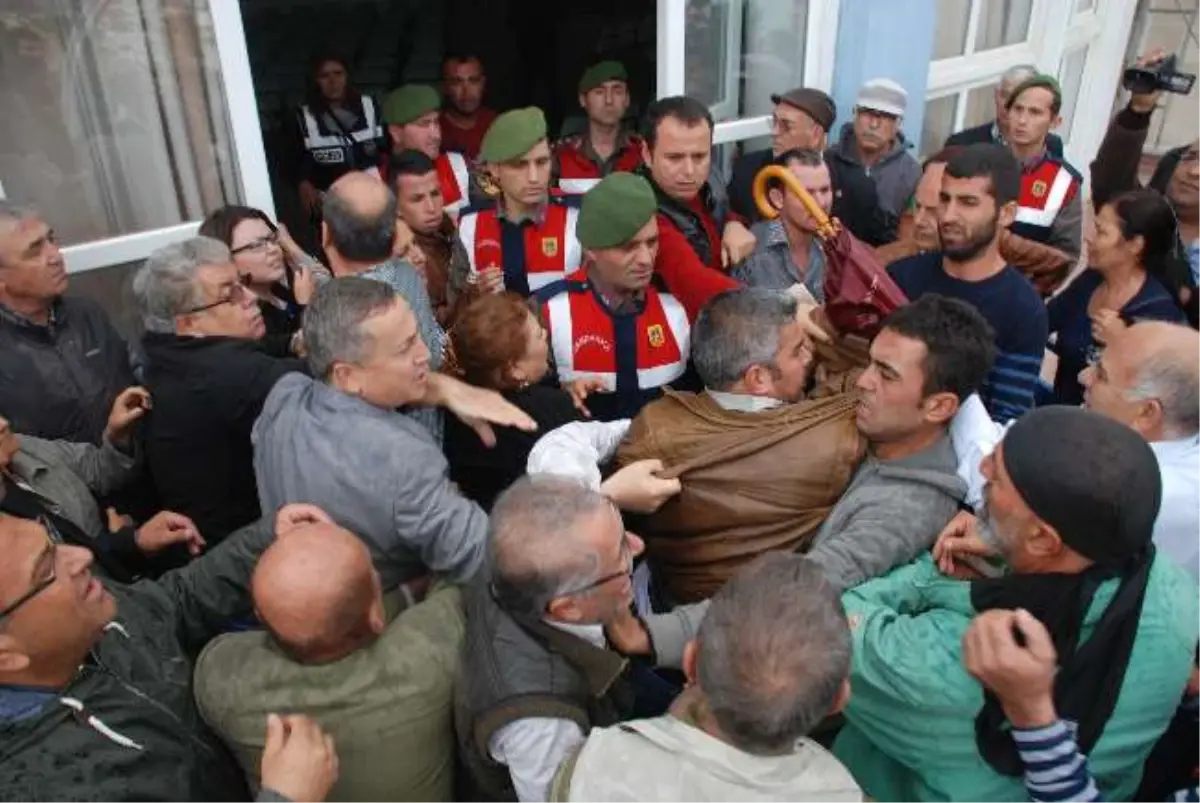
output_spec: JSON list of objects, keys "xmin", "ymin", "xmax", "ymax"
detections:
[
  {"xmin": 455, "ymin": 474, "xmax": 706, "ymax": 803},
  {"xmin": 0, "ymin": 201, "xmax": 136, "ymax": 444},
  {"xmin": 551, "ymin": 554, "xmax": 862, "ymax": 801},
  {"xmin": 135, "ymin": 236, "xmax": 307, "ymax": 549}
]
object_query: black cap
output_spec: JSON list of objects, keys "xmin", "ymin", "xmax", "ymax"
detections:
[
  {"xmin": 1001, "ymin": 407, "xmax": 1161, "ymax": 567},
  {"xmin": 770, "ymin": 88, "xmax": 837, "ymax": 132}
]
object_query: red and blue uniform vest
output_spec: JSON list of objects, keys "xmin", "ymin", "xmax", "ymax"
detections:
[
  {"xmin": 535, "ymin": 269, "xmax": 691, "ymax": 421},
  {"xmin": 457, "ymin": 198, "xmax": 582, "ymax": 297},
  {"xmin": 554, "ymin": 134, "xmax": 645, "ymax": 195},
  {"xmin": 1011, "ymin": 155, "xmax": 1083, "ymax": 245},
  {"xmin": 435, "ymin": 151, "xmax": 472, "ymax": 215}
]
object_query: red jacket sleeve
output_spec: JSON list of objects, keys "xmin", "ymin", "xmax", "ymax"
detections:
[{"xmin": 654, "ymin": 214, "xmax": 738, "ymax": 319}]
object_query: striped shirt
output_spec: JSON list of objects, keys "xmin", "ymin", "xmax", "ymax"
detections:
[
  {"xmin": 1018, "ymin": 718, "xmax": 1199, "ymax": 803},
  {"xmin": 888, "ymin": 252, "xmax": 1048, "ymax": 422}
]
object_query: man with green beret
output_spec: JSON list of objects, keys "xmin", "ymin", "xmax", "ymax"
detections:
[
  {"xmin": 530, "ymin": 172, "xmax": 703, "ymax": 421},
  {"xmin": 455, "ymin": 107, "xmax": 584, "ymax": 300},
  {"xmin": 553, "ymin": 61, "xmax": 644, "ymax": 194},
  {"xmin": 381, "ymin": 84, "xmax": 474, "ymax": 216}
]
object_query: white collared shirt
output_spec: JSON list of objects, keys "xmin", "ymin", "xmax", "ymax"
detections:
[
  {"xmin": 487, "ymin": 619, "xmax": 605, "ymax": 802},
  {"xmin": 1150, "ymin": 434, "xmax": 1199, "ymax": 580},
  {"xmin": 706, "ymin": 389, "xmax": 785, "ymax": 413}
]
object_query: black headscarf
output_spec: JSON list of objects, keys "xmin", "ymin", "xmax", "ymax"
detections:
[{"xmin": 970, "ymin": 406, "xmax": 1161, "ymax": 776}]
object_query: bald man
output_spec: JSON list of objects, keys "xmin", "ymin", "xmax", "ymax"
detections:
[
  {"xmin": 1080, "ymin": 320, "xmax": 1200, "ymax": 578},
  {"xmin": 194, "ymin": 521, "xmax": 466, "ymax": 801},
  {"xmin": 319, "ymin": 171, "xmax": 446, "ymax": 440}
]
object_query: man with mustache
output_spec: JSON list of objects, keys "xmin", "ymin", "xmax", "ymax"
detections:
[
  {"xmin": 888, "ymin": 144, "xmax": 1047, "ymax": 422},
  {"xmin": 0, "ymin": 202, "xmax": 136, "ymax": 445},
  {"xmin": 829, "ymin": 78, "xmax": 921, "ymax": 222}
]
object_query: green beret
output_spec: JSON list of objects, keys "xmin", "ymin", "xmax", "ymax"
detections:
[
  {"xmin": 578, "ymin": 61, "xmax": 628, "ymax": 94},
  {"xmin": 480, "ymin": 107, "xmax": 548, "ymax": 163},
  {"xmin": 577, "ymin": 173, "xmax": 657, "ymax": 249},
  {"xmin": 382, "ymin": 85, "xmax": 440, "ymax": 125}
]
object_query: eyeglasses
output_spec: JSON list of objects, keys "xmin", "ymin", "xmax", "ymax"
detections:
[
  {"xmin": 231, "ymin": 232, "xmax": 280, "ymax": 255},
  {"xmin": 0, "ymin": 516, "xmax": 59, "ymax": 620},
  {"xmin": 556, "ymin": 533, "xmax": 634, "ymax": 598},
  {"xmin": 182, "ymin": 277, "xmax": 254, "ymax": 315}
]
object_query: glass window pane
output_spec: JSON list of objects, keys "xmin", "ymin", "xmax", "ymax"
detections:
[
  {"xmin": 975, "ymin": 0, "xmax": 1033, "ymax": 52},
  {"xmin": 933, "ymin": 0, "xmax": 972, "ymax": 59},
  {"xmin": 0, "ymin": 1, "xmax": 239, "ymax": 246},
  {"xmin": 1057, "ymin": 47, "xmax": 1088, "ymax": 141},
  {"xmin": 686, "ymin": 0, "xmax": 809, "ymax": 124},
  {"xmin": 964, "ymin": 83, "xmax": 1000, "ymax": 129},
  {"xmin": 1075, "ymin": 0, "xmax": 1095, "ymax": 12},
  {"xmin": 921, "ymin": 95, "xmax": 960, "ymax": 159}
]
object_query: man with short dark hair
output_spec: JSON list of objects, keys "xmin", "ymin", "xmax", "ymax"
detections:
[
  {"xmin": 195, "ymin": 520, "xmax": 466, "ymax": 801},
  {"xmin": 440, "ymin": 54, "xmax": 497, "ymax": 160},
  {"xmin": 1001, "ymin": 74, "xmax": 1084, "ymax": 287},
  {"xmin": 734, "ymin": 147, "xmax": 833, "ymax": 299},
  {"xmin": 944, "ymin": 64, "xmax": 1065, "ymax": 157},
  {"xmin": 390, "ymin": 149, "xmax": 471, "ymax": 326},
  {"xmin": 0, "ymin": 202, "xmax": 136, "ymax": 444},
  {"xmin": 726, "ymin": 88, "xmax": 896, "ymax": 245},
  {"xmin": 551, "ymin": 554, "xmax": 862, "ymax": 801},
  {"xmin": 457, "ymin": 107, "xmax": 583, "ymax": 298},
  {"xmin": 381, "ymin": 84, "xmax": 473, "ymax": 217},
  {"xmin": 888, "ymin": 143, "xmax": 1048, "ymax": 422},
  {"xmin": 553, "ymin": 61, "xmax": 643, "ymax": 195}
]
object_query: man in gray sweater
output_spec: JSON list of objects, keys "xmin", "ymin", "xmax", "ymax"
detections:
[{"xmin": 805, "ymin": 294, "xmax": 996, "ymax": 591}]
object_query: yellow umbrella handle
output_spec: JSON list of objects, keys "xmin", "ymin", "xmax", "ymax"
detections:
[{"xmin": 751, "ymin": 164, "xmax": 838, "ymax": 240}]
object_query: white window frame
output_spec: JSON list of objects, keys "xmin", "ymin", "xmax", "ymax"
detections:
[
  {"xmin": 656, "ymin": 0, "xmax": 842, "ymax": 146},
  {"xmin": 61, "ymin": 1, "xmax": 273, "ymax": 274},
  {"xmin": 922, "ymin": 0, "xmax": 1138, "ymax": 164}
]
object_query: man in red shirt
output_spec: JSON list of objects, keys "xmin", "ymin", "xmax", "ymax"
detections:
[
  {"xmin": 440, "ymin": 54, "xmax": 498, "ymax": 160},
  {"xmin": 637, "ymin": 96, "xmax": 749, "ymax": 314},
  {"xmin": 553, "ymin": 61, "xmax": 644, "ymax": 195}
]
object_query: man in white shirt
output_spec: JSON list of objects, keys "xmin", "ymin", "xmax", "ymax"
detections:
[
  {"xmin": 1080, "ymin": 320, "xmax": 1199, "ymax": 579},
  {"xmin": 454, "ymin": 475, "xmax": 707, "ymax": 802}
]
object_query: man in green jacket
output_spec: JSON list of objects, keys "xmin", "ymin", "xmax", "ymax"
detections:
[
  {"xmin": 194, "ymin": 519, "xmax": 466, "ymax": 801},
  {"xmin": 836, "ymin": 406, "xmax": 1199, "ymax": 801},
  {"xmin": 0, "ymin": 503, "xmax": 338, "ymax": 801}
]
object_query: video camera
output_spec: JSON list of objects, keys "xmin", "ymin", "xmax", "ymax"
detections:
[{"xmin": 1123, "ymin": 53, "xmax": 1196, "ymax": 96}]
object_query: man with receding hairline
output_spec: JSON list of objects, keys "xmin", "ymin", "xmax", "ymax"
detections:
[{"xmin": 195, "ymin": 521, "xmax": 466, "ymax": 801}]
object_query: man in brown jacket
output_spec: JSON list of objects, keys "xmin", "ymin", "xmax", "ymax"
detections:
[{"xmin": 875, "ymin": 147, "xmax": 1079, "ymax": 295}]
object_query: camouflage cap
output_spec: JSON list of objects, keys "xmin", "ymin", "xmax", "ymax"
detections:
[
  {"xmin": 382, "ymin": 84, "xmax": 440, "ymax": 125},
  {"xmin": 577, "ymin": 172, "xmax": 657, "ymax": 249},
  {"xmin": 480, "ymin": 107, "xmax": 549, "ymax": 163},
  {"xmin": 578, "ymin": 61, "xmax": 628, "ymax": 94}
]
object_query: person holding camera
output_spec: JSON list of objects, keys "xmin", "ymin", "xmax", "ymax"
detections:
[{"xmin": 1091, "ymin": 49, "xmax": 1199, "ymax": 328}]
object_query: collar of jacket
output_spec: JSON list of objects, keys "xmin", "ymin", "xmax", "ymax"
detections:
[
  {"xmin": 494, "ymin": 587, "xmax": 628, "ymax": 698},
  {"xmin": 584, "ymin": 265, "xmax": 647, "ymax": 316},
  {"xmin": 833, "ymin": 122, "xmax": 911, "ymax": 168},
  {"xmin": 571, "ymin": 126, "xmax": 639, "ymax": 166},
  {"xmin": 0, "ymin": 298, "xmax": 61, "ymax": 338},
  {"xmin": 496, "ymin": 195, "xmax": 548, "ymax": 226},
  {"xmin": 705, "ymin": 390, "xmax": 785, "ymax": 413}
]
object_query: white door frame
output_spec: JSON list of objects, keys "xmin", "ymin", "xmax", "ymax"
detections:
[
  {"xmin": 656, "ymin": 0, "xmax": 842, "ymax": 146},
  {"xmin": 62, "ymin": 0, "xmax": 272, "ymax": 274}
]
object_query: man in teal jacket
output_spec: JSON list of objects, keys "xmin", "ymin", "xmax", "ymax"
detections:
[{"xmin": 835, "ymin": 406, "xmax": 1199, "ymax": 801}]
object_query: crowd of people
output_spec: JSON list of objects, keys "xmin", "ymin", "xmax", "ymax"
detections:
[{"xmin": 0, "ymin": 43, "xmax": 1197, "ymax": 803}]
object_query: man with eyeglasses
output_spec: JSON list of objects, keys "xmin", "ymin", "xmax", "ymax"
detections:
[
  {"xmin": 0, "ymin": 504, "xmax": 340, "ymax": 802},
  {"xmin": 134, "ymin": 236, "xmax": 308, "ymax": 557},
  {"xmin": 455, "ymin": 474, "xmax": 705, "ymax": 803},
  {"xmin": 0, "ymin": 202, "xmax": 137, "ymax": 445},
  {"xmin": 725, "ymin": 88, "xmax": 897, "ymax": 246}
]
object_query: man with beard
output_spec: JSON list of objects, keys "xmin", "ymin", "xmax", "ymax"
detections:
[
  {"xmin": 440, "ymin": 54, "xmax": 498, "ymax": 160},
  {"xmin": 839, "ymin": 407, "xmax": 1198, "ymax": 801},
  {"xmin": 888, "ymin": 144, "xmax": 1047, "ymax": 422}
]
